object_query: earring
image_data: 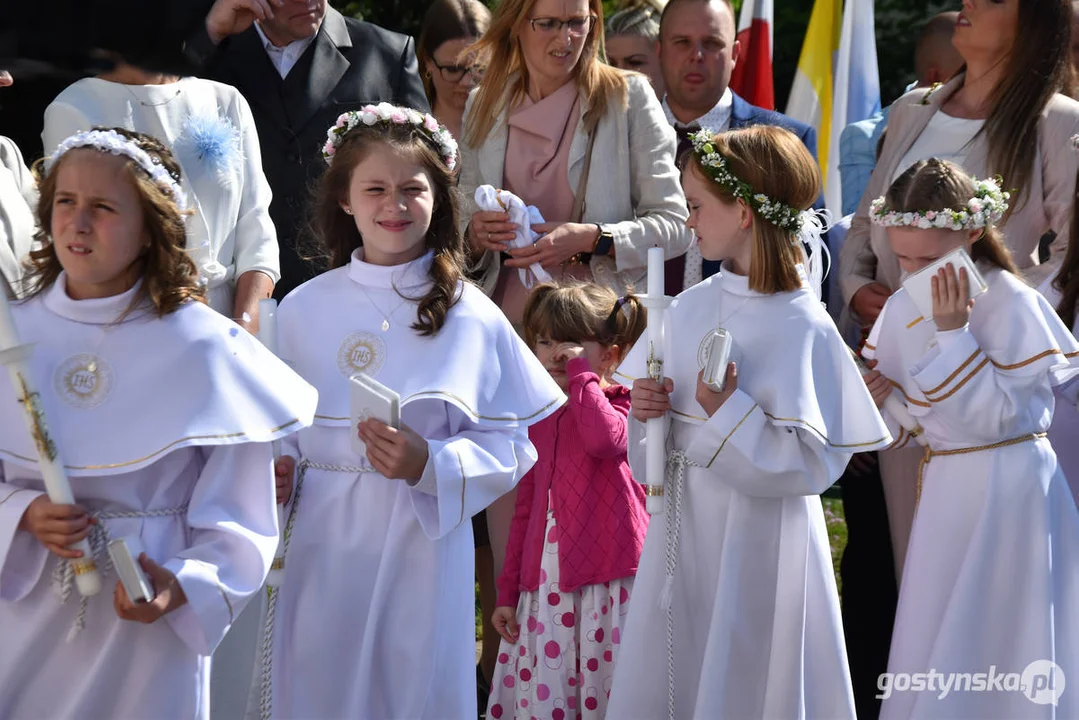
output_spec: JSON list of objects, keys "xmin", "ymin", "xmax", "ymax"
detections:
[{"xmin": 344, "ymin": 207, "xmax": 353, "ymax": 215}]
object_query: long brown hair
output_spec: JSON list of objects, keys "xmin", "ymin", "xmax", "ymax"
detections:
[
  {"xmin": 686, "ymin": 125, "xmax": 820, "ymax": 294},
  {"xmin": 314, "ymin": 122, "xmax": 465, "ymax": 337},
  {"xmin": 416, "ymin": 0, "xmax": 492, "ymax": 107},
  {"xmin": 885, "ymin": 158, "xmax": 1019, "ymax": 274},
  {"xmin": 28, "ymin": 127, "xmax": 204, "ymax": 316},
  {"xmin": 1052, "ymin": 170, "xmax": 1079, "ymax": 329},
  {"xmin": 972, "ymin": 0, "xmax": 1072, "ymax": 213},
  {"xmin": 522, "ymin": 280, "xmax": 646, "ymax": 366},
  {"xmin": 463, "ymin": 0, "xmax": 628, "ymax": 148}
]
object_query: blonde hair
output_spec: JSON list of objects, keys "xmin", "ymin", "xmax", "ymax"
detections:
[
  {"xmin": 522, "ymin": 280, "xmax": 646, "ymax": 366},
  {"xmin": 463, "ymin": 0, "xmax": 628, "ymax": 148},
  {"xmin": 29, "ymin": 127, "xmax": 204, "ymax": 316},
  {"xmin": 685, "ymin": 125, "xmax": 819, "ymax": 294}
]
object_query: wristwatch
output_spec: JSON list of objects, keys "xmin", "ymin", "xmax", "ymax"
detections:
[{"xmin": 592, "ymin": 223, "xmax": 614, "ymax": 257}]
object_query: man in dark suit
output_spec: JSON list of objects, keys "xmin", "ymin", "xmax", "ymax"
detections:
[
  {"xmin": 657, "ymin": 0, "xmax": 818, "ymax": 295},
  {"xmin": 187, "ymin": 0, "xmax": 428, "ymax": 298}
]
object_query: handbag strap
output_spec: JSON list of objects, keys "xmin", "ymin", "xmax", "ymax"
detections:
[{"xmin": 570, "ymin": 129, "xmax": 598, "ymax": 223}]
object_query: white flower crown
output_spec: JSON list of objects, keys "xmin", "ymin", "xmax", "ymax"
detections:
[
  {"xmin": 46, "ymin": 129, "xmax": 188, "ymax": 210},
  {"xmin": 688, "ymin": 129, "xmax": 804, "ymax": 232},
  {"xmin": 869, "ymin": 176, "xmax": 1009, "ymax": 231},
  {"xmin": 322, "ymin": 103, "xmax": 458, "ymax": 171}
]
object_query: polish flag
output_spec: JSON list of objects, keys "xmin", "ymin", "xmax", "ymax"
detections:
[{"xmin": 729, "ymin": 0, "xmax": 775, "ymax": 110}]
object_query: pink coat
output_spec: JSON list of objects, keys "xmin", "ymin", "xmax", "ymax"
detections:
[{"xmin": 497, "ymin": 357, "xmax": 649, "ymax": 608}]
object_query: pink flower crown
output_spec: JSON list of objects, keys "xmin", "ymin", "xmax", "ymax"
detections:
[{"xmin": 322, "ymin": 104, "xmax": 458, "ymax": 171}]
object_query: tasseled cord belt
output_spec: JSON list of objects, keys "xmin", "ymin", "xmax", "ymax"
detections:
[
  {"xmin": 53, "ymin": 504, "xmax": 189, "ymax": 641},
  {"xmin": 660, "ymin": 451, "xmax": 696, "ymax": 720}
]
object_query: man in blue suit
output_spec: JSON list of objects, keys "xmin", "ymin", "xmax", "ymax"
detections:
[{"xmin": 658, "ymin": 0, "xmax": 818, "ymax": 294}]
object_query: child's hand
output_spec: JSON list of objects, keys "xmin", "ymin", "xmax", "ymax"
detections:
[
  {"xmin": 631, "ymin": 377, "xmax": 673, "ymax": 422},
  {"xmin": 861, "ymin": 359, "xmax": 894, "ymax": 409},
  {"xmin": 274, "ymin": 456, "xmax": 296, "ymax": 505},
  {"xmin": 695, "ymin": 363, "xmax": 737, "ymax": 417},
  {"xmin": 492, "ymin": 606, "xmax": 519, "ymax": 644},
  {"xmin": 552, "ymin": 342, "xmax": 586, "ymax": 364},
  {"xmin": 114, "ymin": 553, "xmax": 187, "ymax": 624},
  {"xmin": 357, "ymin": 420, "xmax": 429, "ymax": 481},
  {"xmin": 931, "ymin": 263, "xmax": 974, "ymax": 331},
  {"xmin": 18, "ymin": 496, "xmax": 96, "ymax": 559}
]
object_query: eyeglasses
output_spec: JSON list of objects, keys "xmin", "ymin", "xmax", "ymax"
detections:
[
  {"xmin": 529, "ymin": 15, "xmax": 597, "ymax": 37},
  {"xmin": 432, "ymin": 62, "xmax": 485, "ymax": 82}
]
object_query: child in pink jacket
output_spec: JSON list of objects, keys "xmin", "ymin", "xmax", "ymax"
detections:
[{"xmin": 488, "ymin": 281, "xmax": 650, "ymax": 720}]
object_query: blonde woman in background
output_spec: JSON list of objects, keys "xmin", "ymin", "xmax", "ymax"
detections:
[{"xmin": 605, "ymin": 2, "xmax": 665, "ymax": 98}]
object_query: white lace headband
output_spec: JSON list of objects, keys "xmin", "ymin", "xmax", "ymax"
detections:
[{"xmin": 45, "ymin": 129, "xmax": 188, "ymax": 210}]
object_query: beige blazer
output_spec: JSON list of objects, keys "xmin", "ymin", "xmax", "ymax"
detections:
[
  {"xmin": 840, "ymin": 75, "xmax": 1079, "ymax": 311},
  {"xmin": 457, "ymin": 72, "xmax": 693, "ymax": 295}
]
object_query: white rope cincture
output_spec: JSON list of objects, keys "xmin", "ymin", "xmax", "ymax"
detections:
[
  {"xmin": 52, "ymin": 504, "xmax": 189, "ymax": 641},
  {"xmin": 660, "ymin": 451, "xmax": 693, "ymax": 720},
  {"xmin": 258, "ymin": 460, "xmax": 368, "ymax": 720}
]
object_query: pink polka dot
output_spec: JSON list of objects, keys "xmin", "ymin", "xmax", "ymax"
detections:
[
  {"xmin": 535, "ymin": 622, "xmax": 545, "ymax": 635},
  {"xmin": 585, "ymin": 697, "xmax": 598, "ymax": 711},
  {"xmin": 561, "ymin": 612, "xmax": 575, "ymax": 627},
  {"xmin": 587, "ymin": 658, "xmax": 599, "ymax": 672},
  {"xmin": 503, "ymin": 675, "xmax": 515, "ymax": 688},
  {"xmin": 498, "ymin": 652, "xmax": 509, "ymax": 664},
  {"xmin": 595, "ymin": 628, "xmax": 605, "ymax": 643},
  {"xmin": 609, "ymin": 597, "xmax": 615, "ymax": 606},
  {"xmin": 568, "ymin": 696, "xmax": 577, "ymax": 708},
  {"xmin": 568, "ymin": 676, "xmax": 577, "ymax": 688},
  {"xmin": 553, "ymin": 710, "xmax": 565, "ymax": 720},
  {"xmin": 520, "ymin": 668, "xmax": 532, "ymax": 682},
  {"xmin": 548, "ymin": 592, "xmax": 561, "ymax": 606},
  {"xmin": 604, "ymin": 650, "xmax": 613, "ymax": 662},
  {"xmin": 547, "ymin": 525, "xmax": 559, "ymax": 543},
  {"xmin": 537, "ymin": 683, "xmax": 551, "ymax": 701},
  {"xmin": 519, "ymin": 646, "xmax": 527, "ymax": 657},
  {"xmin": 545, "ymin": 640, "xmax": 561, "ymax": 659},
  {"xmin": 520, "ymin": 698, "xmax": 529, "ymax": 708},
  {"xmin": 527, "ymin": 616, "xmax": 538, "ymax": 632},
  {"xmin": 490, "ymin": 704, "xmax": 503, "ymax": 719},
  {"xmin": 612, "ymin": 627, "xmax": 621, "ymax": 644},
  {"xmin": 601, "ymin": 605, "xmax": 608, "ymax": 615},
  {"xmin": 539, "ymin": 568, "xmax": 548, "ymax": 583}
]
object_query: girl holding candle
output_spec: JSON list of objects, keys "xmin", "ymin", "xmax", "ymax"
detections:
[
  {"xmin": 0, "ymin": 127, "xmax": 316, "ymax": 720},
  {"xmin": 607, "ymin": 125, "xmax": 891, "ymax": 720}
]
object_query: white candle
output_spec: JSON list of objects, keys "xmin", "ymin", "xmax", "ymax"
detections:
[
  {"xmin": 644, "ymin": 247, "xmax": 668, "ymax": 515},
  {"xmin": 0, "ymin": 290, "xmax": 102, "ymax": 596},
  {"xmin": 257, "ymin": 298, "xmax": 287, "ymax": 587},
  {"xmin": 257, "ymin": 299, "xmax": 278, "ymax": 356},
  {"xmin": 647, "ymin": 247, "xmax": 664, "ymax": 297}
]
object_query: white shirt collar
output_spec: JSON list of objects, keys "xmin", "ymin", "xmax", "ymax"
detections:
[
  {"xmin": 662, "ymin": 87, "xmax": 734, "ymax": 132},
  {"xmin": 254, "ymin": 22, "xmax": 318, "ymax": 79}
]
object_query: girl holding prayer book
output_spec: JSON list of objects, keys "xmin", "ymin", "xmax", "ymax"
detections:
[
  {"xmin": 607, "ymin": 125, "xmax": 891, "ymax": 720},
  {"xmin": 859, "ymin": 159, "xmax": 1079, "ymax": 720},
  {"xmin": 264, "ymin": 104, "xmax": 563, "ymax": 720},
  {"xmin": 0, "ymin": 128, "xmax": 316, "ymax": 720}
]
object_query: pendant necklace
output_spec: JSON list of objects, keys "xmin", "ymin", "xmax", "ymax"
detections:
[
  {"xmin": 358, "ymin": 284, "xmax": 406, "ymax": 332},
  {"xmin": 124, "ymin": 84, "xmax": 182, "ymax": 108}
]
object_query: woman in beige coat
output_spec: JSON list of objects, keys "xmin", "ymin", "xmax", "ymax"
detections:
[
  {"xmin": 457, "ymin": 0, "xmax": 691, "ymax": 582},
  {"xmin": 839, "ymin": 0, "xmax": 1079, "ymax": 582}
]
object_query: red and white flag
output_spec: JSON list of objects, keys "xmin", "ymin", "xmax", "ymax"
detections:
[{"xmin": 729, "ymin": 0, "xmax": 775, "ymax": 110}]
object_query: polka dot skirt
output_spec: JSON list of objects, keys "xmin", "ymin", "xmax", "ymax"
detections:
[{"xmin": 488, "ymin": 512, "xmax": 634, "ymax": 720}]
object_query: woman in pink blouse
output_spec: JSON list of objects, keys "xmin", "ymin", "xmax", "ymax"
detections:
[{"xmin": 489, "ymin": 281, "xmax": 649, "ymax": 720}]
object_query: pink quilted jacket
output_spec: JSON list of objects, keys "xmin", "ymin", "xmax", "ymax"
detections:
[{"xmin": 497, "ymin": 357, "xmax": 649, "ymax": 608}]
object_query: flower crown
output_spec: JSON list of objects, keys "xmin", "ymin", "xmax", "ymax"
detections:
[
  {"xmin": 869, "ymin": 176, "xmax": 1009, "ymax": 231},
  {"xmin": 46, "ymin": 129, "xmax": 188, "ymax": 210},
  {"xmin": 322, "ymin": 104, "xmax": 458, "ymax": 171},
  {"xmin": 688, "ymin": 129, "xmax": 804, "ymax": 232}
]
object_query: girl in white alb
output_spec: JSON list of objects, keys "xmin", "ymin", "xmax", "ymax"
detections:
[
  {"xmin": 607, "ymin": 125, "xmax": 892, "ymax": 720},
  {"xmin": 0, "ymin": 128, "xmax": 315, "ymax": 720},
  {"xmin": 861, "ymin": 158, "xmax": 1079, "ymax": 720},
  {"xmin": 262, "ymin": 105, "xmax": 564, "ymax": 720}
]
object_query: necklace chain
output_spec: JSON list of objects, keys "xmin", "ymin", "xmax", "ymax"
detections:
[
  {"xmin": 357, "ymin": 284, "xmax": 407, "ymax": 332},
  {"xmin": 123, "ymin": 84, "xmax": 182, "ymax": 108}
]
